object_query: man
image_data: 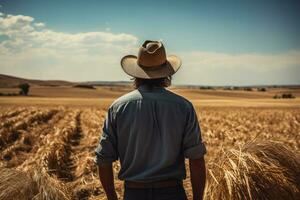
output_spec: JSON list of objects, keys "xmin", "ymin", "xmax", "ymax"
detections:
[{"xmin": 95, "ymin": 40, "xmax": 207, "ymax": 200}]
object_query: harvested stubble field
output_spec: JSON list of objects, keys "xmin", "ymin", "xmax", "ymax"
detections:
[{"xmin": 0, "ymin": 104, "xmax": 299, "ymax": 200}]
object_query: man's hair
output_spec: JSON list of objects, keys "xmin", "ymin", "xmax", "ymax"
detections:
[{"xmin": 133, "ymin": 76, "xmax": 172, "ymax": 89}]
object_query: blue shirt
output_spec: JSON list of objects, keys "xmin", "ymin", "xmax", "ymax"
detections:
[{"xmin": 95, "ymin": 85, "xmax": 206, "ymax": 182}]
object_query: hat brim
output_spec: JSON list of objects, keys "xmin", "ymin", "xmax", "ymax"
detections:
[{"xmin": 121, "ymin": 55, "xmax": 181, "ymax": 79}]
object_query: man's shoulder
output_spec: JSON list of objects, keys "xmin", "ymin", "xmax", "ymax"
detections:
[
  {"xmin": 107, "ymin": 88, "xmax": 194, "ymax": 111},
  {"xmin": 164, "ymin": 89, "xmax": 193, "ymax": 109},
  {"xmin": 110, "ymin": 89, "xmax": 141, "ymax": 108}
]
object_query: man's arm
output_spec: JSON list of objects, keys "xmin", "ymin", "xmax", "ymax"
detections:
[
  {"xmin": 95, "ymin": 107, "xmax": 119, "ymax": 200},
  {"xmin": 189, "ymin": 157, "xmax": 206, "ymax": 200},
  {"xmin": 98, "ymin": 164, "xmax": 118, "ymax": 200}
]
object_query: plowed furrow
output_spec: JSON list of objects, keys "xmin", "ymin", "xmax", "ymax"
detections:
[
  {"xmin": 0, "ymin": 107, "xmax": 27, "ymax": 121},
  {"xmin": 0, "ymin": 109, "xmax": 59, "ymax": 152},
  {"xmin": 0, "ymin": 109, "xmax": 37, "ymax": 130},
  {"xmin": 70, "ymin": 109, "xmax": 106, "ymax": 200},
  {"xmin": 0, "ymin": 110, "xmax": 65, "ymax": 167},
  {"xmin": 19, "ymin": 110, "xmax": 82, "ymax": 182}
]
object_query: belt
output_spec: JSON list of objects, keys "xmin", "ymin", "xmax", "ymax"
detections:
[{"xmin": 125, "ymin": 179, "xmax": 182, "ymax": 189}]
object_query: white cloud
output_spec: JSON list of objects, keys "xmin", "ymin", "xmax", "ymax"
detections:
[
  {"xmin": 34, "ymin": 22, "xmax": 45, "ymax": 28},
  {"xmin": 0, "ymin": 12, "xmax": 3, "ymax": 17},
  {"xmin": 0, "ymin": 14, "xmax": 35, "ymax": 36},
  {"xmin": 0, "ymin": 12, "xmax": 138, "ymax": 81},
  {"xmin": 0, "ymin": 14, "xmax": 137, "ymax": 51}
]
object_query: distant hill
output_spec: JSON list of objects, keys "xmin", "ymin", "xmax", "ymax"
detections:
[
  {"xmin": 82, "ymin": 81, "xmax": 131, "ymax": 86},
  {"xmin": 0, "ymin": 74, "xmax": 74, "ymax": 88},
  {"xmin": 0, "ymin": 73, "xmax": 299, "ymax": 89},
  {"xmin": 0, "ymin": 74, "xmax": 133, "ymax": 88}
]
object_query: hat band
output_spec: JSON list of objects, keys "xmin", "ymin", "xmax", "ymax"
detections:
[{"xmin": 138, "ymin": 61, "xmax": 167, "ymax": 71}]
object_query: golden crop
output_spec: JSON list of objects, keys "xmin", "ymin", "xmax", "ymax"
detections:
[{"xmin": 0, "ymin": 106, "xmax": 299, "ymax": 200}]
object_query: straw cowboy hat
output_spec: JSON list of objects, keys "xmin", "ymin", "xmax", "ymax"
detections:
[{"xmin": 121, "ymin": 40, "xmax": 182, "ymax": 79}]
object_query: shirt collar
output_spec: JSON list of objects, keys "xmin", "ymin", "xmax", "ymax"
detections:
[{"xmin": 138, "ymin": 85, "xmax": 166, "ymax": 92}]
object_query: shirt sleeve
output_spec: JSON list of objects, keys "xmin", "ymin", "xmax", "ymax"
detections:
[
  {"xmin": 182, "ymin": 104, "xmax": 206, "ymax": 159},
  {"xmin": 94, "ymin": 107, "xmax": 118, "ymax": 166}
]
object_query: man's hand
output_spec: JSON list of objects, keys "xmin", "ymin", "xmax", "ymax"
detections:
[
  {"xmin": 189, "ymin": 157, "xmax": 206, "ymax": 200},
  {"xmin": 98, "ymin": 164, "xmax": 118, "ymax": 200}
]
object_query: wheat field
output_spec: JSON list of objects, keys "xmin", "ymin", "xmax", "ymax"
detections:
[{"xmin": 0, "ymin": 105, "xmax": 299, "ymax": 200}]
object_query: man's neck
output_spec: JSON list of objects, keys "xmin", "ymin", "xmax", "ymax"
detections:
[{"xmin": 138, "ymin": 84, "xmax": 165, "ymax": 92}]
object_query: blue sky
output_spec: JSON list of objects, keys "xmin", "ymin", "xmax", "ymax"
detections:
[{"xmin": 0, "ymin": 0, "xmax": 300, "ymax": 85}]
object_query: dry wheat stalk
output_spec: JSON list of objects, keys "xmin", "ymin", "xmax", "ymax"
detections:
[{"xmin": 205, "ymin": 140, "xmax": 300, "ymax": 200}]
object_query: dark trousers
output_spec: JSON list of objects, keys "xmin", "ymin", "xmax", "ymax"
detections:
[{"xmin": 123, "ymin": 185, "xmax": 188, "ymax": 200}]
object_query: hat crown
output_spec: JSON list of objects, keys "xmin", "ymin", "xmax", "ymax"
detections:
[
  {"xmin": 137, "ymin": 40, "xmax": 166, "ymax": 68},
  {"xmin": 146, "ymin": 42, "xmax": 160, "ymax": 53},
  {"xmin": 120, "ymin": 40, "xmax": 181, "ymax": 79}
]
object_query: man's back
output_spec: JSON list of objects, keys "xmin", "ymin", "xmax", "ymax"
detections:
[
  {"xmin": 95, "ymin": 85, "xmax": 206, "ymax": 182},
  {"xmin": 95, "ymin": 40, "xmax": 206, "ymax": 200}
]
